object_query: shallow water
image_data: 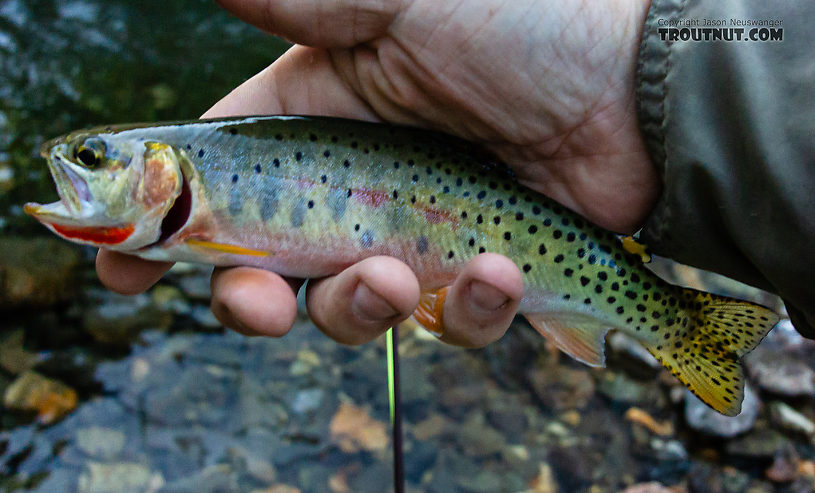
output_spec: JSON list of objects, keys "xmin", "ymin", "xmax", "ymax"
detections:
[{"xmin": 2, "ymin": 1, "xmax": 815, "ymax": 492}]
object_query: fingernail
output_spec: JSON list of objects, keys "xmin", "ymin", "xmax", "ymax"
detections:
[
  {"xmin": 352, "ymin": 282, "xmax": 400, "ymax": 322},
  {"xmin": 469, "ymin": 281, "xmax": 511, "ymax": 312}
]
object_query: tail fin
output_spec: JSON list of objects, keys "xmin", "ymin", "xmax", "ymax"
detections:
[{"xmin": 644, "ymin": 289, "xmax": 778, "ymax": 416}]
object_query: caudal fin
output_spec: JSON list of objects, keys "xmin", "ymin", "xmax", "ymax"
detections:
[{"xmin": 644, "ymin": 290, "xmax": 778, "ymax": 416}]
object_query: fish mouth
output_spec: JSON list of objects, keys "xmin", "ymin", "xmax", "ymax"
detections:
[{"xmin": 25, "ymin": 145, "xmax": 93, "ymax": 224}]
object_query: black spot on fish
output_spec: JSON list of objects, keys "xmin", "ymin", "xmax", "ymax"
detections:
[
  {"xmin": 354, "ymin": 224, "xmax": 360, "ymax": 231},
  {"xmin": 231, "ymin": 174, "xmax": 239, "ymax": 183},
  {"xmin": 477, "ymin": 191, "xmax": 487, "ymax": 200},
  {"xmin": 186, "ymin": 144, "xmax": 191, "ymax": 150},
  {"xmin": 307, "ymin": 200, "xmax": 314, "ymax": 209},
  {"xmin": 468, "ymin": 238, "xmax": 475, "ymax": 247},
  {"xmin": 577, "ymin": 248, "xmax": 585, "ymax": 258},
  {"xmin": 504, "ymin": 232, "xmax": 512, "ymax": 241},
  {"xmin": 229, "ymin": 128, "xmax": 237, "ymax": 135},
  {"xmin": 532, "ymin": 206, "xmax": 541, "ymax": 215},
  {"xmin": 625, "ymin": 291, "xmax": 637, "ymax": 300},
  {"xmin": 273, "ymin": 158, "xmax": 280, "ymax": 168},
  {"xmin": 430, "ymin": 195, "xmax": 436, "ymax": 204},
  {"xmin": 516, "ymin": 212, "xmax": 524, "ymax": 221},
  {"xmin": 478, "ymin": 247, "xmax": 486, "ymax": 253},
  {"xmin": 309, "ymin": 133, "xmax": 317, "ymax": 141},
  {"xmin": 344, "ymin": 160, "xmax": 351, "ymax": 168},
  {"xmin": 523, "ymin": 264, "xmax": 532, "ymax": 273},
  {"xmin": 566, "ymin": 232, "xmax": 575, "ymax": 242},
  {"xmin": 509, "ymin": 197, "xmax": 517, "ymax": 205},
  {"xmin": 554, "ymin": 254, "xmax": 564, "ymax": 263},
  {"xmin": 291, "ymin": 200, "xmax": 307, "ymax": 228},
  {"xmin": 493, "ymin": 216, "xmax": 501, "ymax": 225},
  {"xmin": 529, "ymin": 225, "xmax": 538, "ymax": 234},
  {"xmin": 580, "ymin": 276, "xmax": 590, "ymax": 286},
  {"xmin": 295, "ymin": 152, "xmax": 303, "ymax": 161},
  {"xmin": 412, "ymin": 175, "xmax": 419, "ymax": 182},
  {"xmin": 417, "ymin": 236, "xmax": 429, "ymax": 254},
  {"xmin": 495, "ymin": 199, "xmax": 504, "ymax": 209},
  {"xmin": 448, "ymin": 251, "xmax": 455, "ymax": 259},
  {"xmin": 254, "ymin": 164, "xmax": 262, "ymax": 174},
  {"xmin": 553, "ymin": 230, "xmax": 562, "ymax": 239},
  {"xmin": 198, "ymin": 149, "xmax": 204, "ymax": 158},
  {"xmin": 323, "ymin": 150, "xmax": 331, "ymax": 157},
  {"xmin": 321, "ymin": 175, "xmax": 327, "ymax": 183},
  {"xmin": 564, "ymin": 268, "xmax": 574, "ymax": 277},
  {"xmin": 476, "ymin": 215, "xmax": 483, "ymax": 224},
  {"xmin": 539, "ymin": 244, "xmax": 547, "ymax": 255},
  {"xmin": 456, "ymin": 178, "xmax": 463, "ymax": 186},
  {"xmin": 443, "ymin": 186, "xmax": 450, "ymax": 194}
]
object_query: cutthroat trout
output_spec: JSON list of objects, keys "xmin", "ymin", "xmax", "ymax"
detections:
[{"xmin": 25, "ymin": 116, "xmax": 779, "ymax": 415}]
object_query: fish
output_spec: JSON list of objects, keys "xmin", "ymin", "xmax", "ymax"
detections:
[{"xmin": 25, "ymin": 115, "xmax": 779, "ymax": 416}]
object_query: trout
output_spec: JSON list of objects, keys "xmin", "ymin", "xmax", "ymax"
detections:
[{"xmin": 25, "ymin": 116, "xmax": 779, "ymax": 415}]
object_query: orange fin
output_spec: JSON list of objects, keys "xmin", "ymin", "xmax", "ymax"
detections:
[
  {"xmin": 525, "ymin": 312, "xmax": 612, "ymax": 367},
  {"xmin": 185, "ymin": 239, "xmax": 271, "ymax": 257},
  {"xmin": 411, "ymin": 287, "xmax": 451, "ymax": 337}
]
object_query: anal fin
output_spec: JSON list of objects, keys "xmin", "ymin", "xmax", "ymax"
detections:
[
  {"xmin": 411, "ymin": 287, "xmax": 450, "ymax": 337},
  {"xmin": 525, "ymin": 312, "xmax": 613, "ymax": 367}
]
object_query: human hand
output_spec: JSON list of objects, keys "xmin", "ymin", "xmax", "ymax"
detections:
[{"xmin": 97, "ymin": 0, "xmax": 658, "ymax": 347}]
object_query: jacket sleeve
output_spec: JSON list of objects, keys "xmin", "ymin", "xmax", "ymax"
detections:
[{"xmin": 636, "ymin": 0, "xmax": 815, "ymax": 336}]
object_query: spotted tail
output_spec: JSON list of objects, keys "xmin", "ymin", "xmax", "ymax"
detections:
[{"xmin": 644, "ymin": 289, "xmax": 778, "ymax": 416}]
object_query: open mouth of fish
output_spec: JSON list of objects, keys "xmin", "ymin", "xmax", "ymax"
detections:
[
  {"xmin": 24, "ymin": 145, "xmax": 193, "ymax": 246},
  {"xmin": 23, "ymin": 146, "xmax": 95, "ymax": 224}
]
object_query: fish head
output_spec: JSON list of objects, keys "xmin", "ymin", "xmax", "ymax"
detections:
[{"xmin": 25, "ymin": 131, "xmax": 187, "ymax": 250}]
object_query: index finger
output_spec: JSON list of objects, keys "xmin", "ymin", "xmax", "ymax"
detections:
[{"xmin": 96, "ymin": 249, "xmax": 173, "ymax": 295}]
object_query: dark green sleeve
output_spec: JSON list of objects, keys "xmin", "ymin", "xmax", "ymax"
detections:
[{"xmin": 636, "ymin": 0, "xmax": 815, "ymax": 336}]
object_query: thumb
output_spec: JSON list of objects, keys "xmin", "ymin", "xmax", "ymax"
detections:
[{"xmin": 215, "ymin": 0, "xmax": 402, "ymax": 47}]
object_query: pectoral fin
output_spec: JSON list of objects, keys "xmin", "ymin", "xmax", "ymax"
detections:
[
  {"xmin": 411, "ymin": 286, "xmax": 451, "ymax": 337},
  {"xmin": 185, "ymin": 239, "xmax": 271, "ymax": 257}
]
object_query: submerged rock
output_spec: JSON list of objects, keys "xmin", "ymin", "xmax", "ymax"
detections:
[
  {"xmin": 528, "ymin": 365, "xmax": 595, "ymax": 411},
  {"xmin": 77, "ymin": 461, "xmax": 164, "ymax": 493},
  {"xmin": 3, "ymin": 370, "xmax": 78, "ymax": 424},
  {"xmin": 82, "ymin": 290, "xmax": 173, "ymax": 345},
  {"xmin": 0, "ymin": 236, "xmax": 81, "ymax": 309}
]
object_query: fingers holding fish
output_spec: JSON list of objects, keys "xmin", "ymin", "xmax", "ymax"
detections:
[
  {"xmin": 201, "ymin": 47, "xmax": 382, "ymax": 123},
  {"xmin": 213, "ymin": 0, "xmax": 399, "ymax": 47},
  {"xmin": 95, "ymin": 250, "xmax": 173, "ymax": 295},
  {"xmin": 306, "ymin": 256, "xmax": 420, "ymax": 345},
  {"xmin": 210, "ymin": 267, "xmax": 299, "ymax": 337},
  {"xmin": 436, "ymin": 253, "xmax": 524, "ymax": 349}
]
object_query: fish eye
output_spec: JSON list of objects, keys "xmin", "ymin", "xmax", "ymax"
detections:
[{"xmin": 74, "ymin": 138, "xmax": 106, "ymax": 168}]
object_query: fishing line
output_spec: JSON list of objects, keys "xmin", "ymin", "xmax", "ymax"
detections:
[{"xmin": 386, "ymin": 326, "xmax": 405, "ymax": 493}]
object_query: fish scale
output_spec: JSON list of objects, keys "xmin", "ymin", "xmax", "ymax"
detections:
[{"xmin": 25, "ymin": 115, "xmax": 779, "ymax": 416}]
